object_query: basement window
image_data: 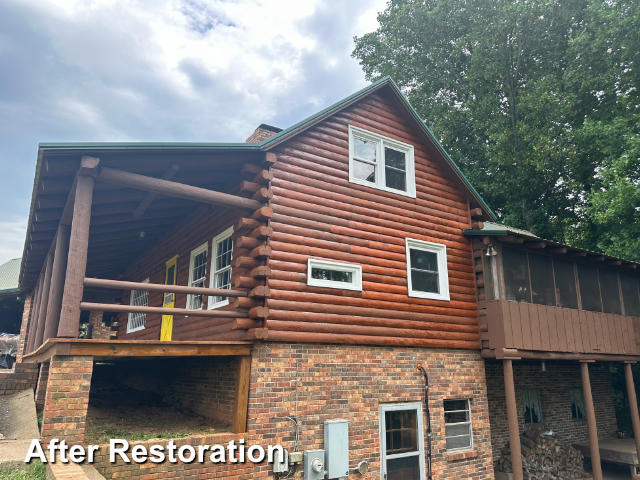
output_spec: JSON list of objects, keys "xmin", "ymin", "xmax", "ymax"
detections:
[
  {"xmin": 523, "ymin": 390, "xmax": 542, "ymax": 424},
  {"xmin": 307, "ymin": 259, "xmax": 362, "ymax": 291},
  {"xmin": 348, "ymin": 125, "xmax": 416, "ymax": 198},
  {"xmin": 570, "ymin": 389, "xmax": 586, "ymax": 420},
  {"xmin": 444, "ymin": 399, "xmax": 473, "ymax": 451},
  {"xmin": 209, "ymin": 227, "xmax": 233, "ymax": 309},
  {"xmin": 380, "ymin": 403, "xmax": 425, "ymax": 480},
  {"xmin": 406, "ymin": 238, "xmax": 450, "ymax": 301},
  {"xmin": 187, "ymin": 243, "xmax": 208, "ymax": 309},
  {"xmin": 127, "ymin": 278, "xmax": 149, "ymax": 333}
]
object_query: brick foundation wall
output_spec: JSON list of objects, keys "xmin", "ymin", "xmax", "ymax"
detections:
[
  {"xmin": 35, "ymin": 362, "xmax": 50, "ymax": 413},
  {"xmin": 0, "ymin": 362, "xmax": 38, "ymax": 395},
  {"xmin": 88, "ymin": 310, "xmax": 113, "ymax": 340},
  {"xmin": 16, "ymin": 294, "xmax": 32, "ymax": 359},
  {"xmin": 41, "ymin": 355, "xmax": 93, "ymax": 444},
  {"xmin": 486, "ymin": 361, "xmax": 618, "ymax": 459},
  {"xmin": 90, "ymin": 343, "xmax": 494, "ymax": 480}
]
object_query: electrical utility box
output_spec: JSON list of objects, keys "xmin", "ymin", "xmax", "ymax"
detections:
[
  {"xmin": 324, "ymin": 420, "xmax": 349, "ymax": 478},
  {"xmin": 303, "ymin": 449, "xmax": 325, "ymax": 480}
]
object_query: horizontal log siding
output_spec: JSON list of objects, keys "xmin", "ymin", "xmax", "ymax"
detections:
[
  {"xmin": 115, "ymin": 205, "xmax": 243, "ymax": 341},
  {"xmin": 267, "ymin": 93, "xmax": 480, "ymax": 349}
]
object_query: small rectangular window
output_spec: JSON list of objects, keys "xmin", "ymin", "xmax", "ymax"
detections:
[
  {"xmin": 529, "ymin": 253, "xmax": 556, "ymax": 306},
  {"xmin": 380, "ymin": 403, "xmax": 425, "ymax": 480},
  {"xmin": 187, "ymin": 242, "xmax": 208, "ymax": 309},
  {"xmin": 127, "ymin": 278, "xmax": 149, "ymax": 333},
  {"xmin": 307, "ymin": 259, "xmax": 362, "ymax": 291},
  {"xmin": 621, "ymin": 274, "xmax": 640, "ymax": 317},
  {"xmin": 553, "ymin": 258, "xmax": 579, "ymax": 309},
  {"xmin": 523, "ymin": 390, "xmax": 542, "ymax": 424},
  {"xmin": 349, "ymin": 125, "xmax": 416, "ymax": 198},
  {"xmin": 444, "ymin": 399, "xmax": 473, "ymax": 451},
  {"xmin": 209, "ymin": 227, "xmax": 233, "ymax": 308},
  {"xmin": 406, "ymin": 238, "xmax": 450, "ymax": 301},
  {"xmin": 502, "ymin": 247, "xmax": 531, "ymax": 303},
  {"xmin": 599, "ymin": 269, "xmax": 622, "ymax": 315},
  {"xmin": 571, "ymin": 389, "xmax": 586, "ymax": 420},
  {"xmin": 577, "ymin": 264, "xmax": 602, "ymax": 312}
]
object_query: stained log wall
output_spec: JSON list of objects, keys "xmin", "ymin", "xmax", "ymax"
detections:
[{"xmin": 266, "ymin": 92, "xmax": 480, "ymax": 348}]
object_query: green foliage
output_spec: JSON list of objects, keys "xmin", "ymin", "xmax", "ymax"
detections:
[
  {"xmin": 353, "ymin": 0, "xmax": 640, "ymax": 258},
  {"xmin": 609, "ymin": 363, "xmax": 640, "ymax": 436},
  {"xmin": 0, "ymin": 462, "xmax": 45, "ymax": 480}
]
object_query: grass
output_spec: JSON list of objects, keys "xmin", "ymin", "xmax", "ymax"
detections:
[
  {"xmin": 0, "ymin": 462, "xmax": 45, "ymax": 480},
  {"xmin": 85, "ymin": 423, "xmax": 220, "ymax": 444}
]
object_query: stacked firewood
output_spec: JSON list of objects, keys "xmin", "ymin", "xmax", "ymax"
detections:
[{"xmin": 494, "ymin": 426, "xmax": 590, "ymax": 480}]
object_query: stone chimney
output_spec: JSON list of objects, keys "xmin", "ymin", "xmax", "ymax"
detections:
[{"xmin": 245, "ymin": 124, "xmax": 282, "ymax": 143}]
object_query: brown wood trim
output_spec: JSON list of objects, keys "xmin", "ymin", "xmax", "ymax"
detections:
[
  {"xmin": 232, "ymin": 355, "xmax": 252, "ymax": 433},
  {"xmin": 21, "ymin": 338, "xmax": 252, "ymax": 363},
  {"xmin": 483, "ymin": 347, "xmax": 640, "ymax": 362}
]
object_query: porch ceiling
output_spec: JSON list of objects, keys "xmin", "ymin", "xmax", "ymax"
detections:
[{"xmin": 20, "ymin": 150, "xmax": 263, "ymax": 291}]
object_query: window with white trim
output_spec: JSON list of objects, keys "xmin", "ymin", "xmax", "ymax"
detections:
[
  {"xmin": 406, "ymin": 238, "xmax": 450, "ymax": 301},
  {"xmin": 444, "ymin": 399, "xmax": 473, "ymax": 451},
  {"xmin": 380, "ymin": 402, "xmax": 425, "ymax": 480},
  {"xmin": 187, "ymin": 242, "xmax": 208, "ymax": 309},
  {"xmin": 348, "ymin": 125, "xmax": 416, "ymax": 198},
  {"xmin": 126, "ymin": 278, "xmax": 149, "ymax": 333},
  {"xmin": 307, "ymin": 258, "xmax": 362, "ymax": 291},
  {"xmin": 209, "ymin": 227, "xmax": 233, "ymax": 308}
]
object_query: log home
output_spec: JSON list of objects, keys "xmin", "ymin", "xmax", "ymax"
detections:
[{"xmin": 4, "ymin": 76, "xmax": 640, "ymax": 480}]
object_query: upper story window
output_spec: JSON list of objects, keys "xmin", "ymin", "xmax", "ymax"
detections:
[
  {"xmin": 187, "ymin": 243, "xmax": 208, "ymax": 309},
  {"xmin": 127, "ymin": 278, "xmax": 149, "ymax": 333},
  {"xmin": 209, "ymin": 227, "xmax": 233, "ymax": 309},
  {"xmin": 406, "ymin": 238, "xmax": 450, "ymax": 301},
  {"xmin": 307, "ymin": 258, "xmax": 362, "ymax": 291},
  {"xmin": 348, "ymin": 125, "xmax": 416, "ymax": 198}
]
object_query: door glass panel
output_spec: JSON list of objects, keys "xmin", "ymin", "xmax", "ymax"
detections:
[
  {"xmin": 502, "ymin": 247, "xmax": 531, "ymax": 303},
  {"xmin": 553, "ymin": 258, "xmax": 579, "ymax": 309},
  {"xmin": 599, "ymin": 269, "xmax": 622, "ymax": 315},
  {"xmin": 386, "ymin": 456, "xmax": 420, "ymax": 480},
  {"xmin": 529, "ymin": 253, "xmax": 556, "ymax": 306},
  {"xmin": 577, "ymin": 264, "xmax": 602, "ymax": 312}
]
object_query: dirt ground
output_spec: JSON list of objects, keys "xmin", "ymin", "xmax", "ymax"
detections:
[{"xmin": 85, "ymin": 382, "xmax": 229, "ymax": 444}]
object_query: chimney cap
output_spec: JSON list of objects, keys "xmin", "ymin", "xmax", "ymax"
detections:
[{"xmin": 257, "ymin": 124, "xmax": 282, "ymax": 134}]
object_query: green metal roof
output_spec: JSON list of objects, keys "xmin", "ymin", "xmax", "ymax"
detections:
[
  {"xmin": 37, "ymin": 77, "xmax": 496, "ymax": 220},
  {"xmin": 0, "ymin": 258, "xmax": 21, "ymax": 294}
]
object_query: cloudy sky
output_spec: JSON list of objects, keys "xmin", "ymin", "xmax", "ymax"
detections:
[{"xmin": 0, "ymin": 0, "xmax": 387, "ymax": 265}]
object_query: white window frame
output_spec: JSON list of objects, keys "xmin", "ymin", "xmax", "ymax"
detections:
[
  {"xmin": 126, "ymin": 278, "xmax": 149, "ymax": 333},
  {"xmin": 307, "ymin": 258, "xmax": 363, "ymax": 291},
  {"xmin": 379, "ymin": 402, "xmax": 425, "ymax": 480},
  {"xmin": 443, "ymin": 399, "xmax": 474, "ymax": 452},
  {"xmin": 406, "ymin": 238, "xmax": 450, "ymax": 301},
  {"xmin": 187, "ymin": 242, "xmax": 208, "ymax": 310},
  {"xmin": 348, "ymin": 125, "xmax": 416, "ymax": 198},
  {"xmin": 208, "ymin": 226, "xmax": 234, "ymax": 309}
]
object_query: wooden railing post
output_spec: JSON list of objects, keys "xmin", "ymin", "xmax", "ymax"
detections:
[
  {"xmin": 624, "ymin": 362, "xmax": 640, "ymax": 477},
  {"xmin": 33, "ymin": 252, "xmax": 54, "ymax": 349},
  {"xmin": 581, "ymin": 361, "xmax": 603, "ymax": 480},
  {"xmin": 503, "ymin": 359, "xmax": 523, "ymax": 480},
  {"xmin": 58, "ymin": 175, "xmax": 94, "ymax": 338},
  {"xmin": 43, "ymin": 224, "xmax": 71, "ymax": 342}
]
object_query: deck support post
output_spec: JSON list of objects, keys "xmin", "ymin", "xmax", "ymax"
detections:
[
  {"xmin": 503, "ymin": 359, "xmax": 523, "ymax": 480},
  {"xmin": 43, "ymin": 224, "xmax": 71, "ymax": 342},
  {"xmin": 624, "ymin": 362, "xmax": 640, "ymax": 477},
  {"xmin": 58, "ymin": 174, "xmax": 94, "ymax": 338},
  {"xmin": 34, "ymin": 252, "xmax": 54, "ymax": 350},
  {"xmin": 581, "ymin": 361, "xmax": 603, "ymax": 480},
  {"xmin": 232, "ymin": 355, "xmax": 252, "ymax": 433}
]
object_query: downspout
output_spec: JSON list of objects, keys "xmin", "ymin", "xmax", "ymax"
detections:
[{"xmin": 419, "ymin": 365, "xmax": 432, "ymax": 480}]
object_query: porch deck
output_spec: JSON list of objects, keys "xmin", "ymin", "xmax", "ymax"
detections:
[
  {"xmin": 20, "ymin": 338, "xmax": 252, "ymax": 363},
  {"xmin": 573, "ymin": 438, "xmax": 638, "ymax": 467}
]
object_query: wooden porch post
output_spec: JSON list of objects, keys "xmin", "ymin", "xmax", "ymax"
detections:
[
  {"xmin": 57, "ymin": 175, "xmax": 94, "ymax": 338},
  {"xmin": 33, "ymin": 252, "xmax": 54, "ymax": 349},
  {"xmin": 624, "ymin": 362, "xmax": 640, "ymax": 476},
  {"xmin": 26, "ymin": 275, "xmax": 43, "ymax": 354},
  {"xmin": 581, "ymin": 361, "xmax": 603, "ymax": 480},
  {"xmin": 504, "ymin": 359, "xmax": 523, "ymax": 480},
  {"xmin": 43, "ymin": 224, "xmax": 71, "ymax": 342},
  {"xmin": 232, "ymin": 355, "xmax": 252, "ymax": 433}
]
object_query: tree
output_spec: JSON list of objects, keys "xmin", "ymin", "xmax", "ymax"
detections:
[{"xmin": 353, "ymin": 0, "xmax": 640, "ymax": 259}]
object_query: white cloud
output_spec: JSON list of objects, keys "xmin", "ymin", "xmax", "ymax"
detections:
[{"xmin": 0, "ymin": 217, "xmax": 28, "ymax": 266}]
